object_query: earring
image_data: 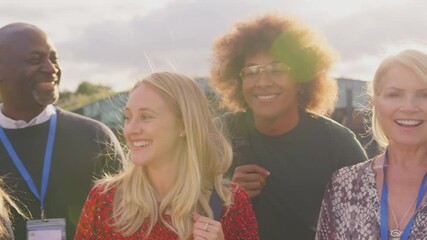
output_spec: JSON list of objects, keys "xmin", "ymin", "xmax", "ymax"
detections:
[{"xmin": 179, "ymin": 132, "xmax": 185, "ymax": 138}]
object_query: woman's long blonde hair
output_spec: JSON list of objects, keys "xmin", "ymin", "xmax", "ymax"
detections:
[
  {"xmin": 98, "ymin": 72, "xmax": 233, "ymax": 239},
  {"xmin": 0, "ymin": 179, "xmax": 28, "ymax": 238}
]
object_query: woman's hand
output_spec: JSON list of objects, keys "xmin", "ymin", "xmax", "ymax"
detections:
[{"xmin": 193, "ymin": 213, "xmax": 224, "ymax": 240}]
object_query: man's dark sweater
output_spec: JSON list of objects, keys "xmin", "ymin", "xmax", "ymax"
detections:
[
  {"xmin": 225, "ymin": 110, "xmax": 368, "ymax": 239},
  {"xmin": 0, "ymin": 108, "xmax": 124, "ymax": 240}
]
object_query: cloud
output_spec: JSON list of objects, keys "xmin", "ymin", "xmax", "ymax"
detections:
[
  {"xmin": 323, "ymin": 1, "xmax": 427, "ymax": 60},
  {"xmin": 0, "ymin": 4, "xmax": 48, "ymax": 27},
  {"xmin": 56, "ymin": 0, "xmax": 263, "ymax": 90},
  {"xmin": 2, "ymin": 0, "xmax": 426, "ymax": 90},
  {"xmin": 315, "ymin": 0, "xmax": 427, "ymax": 80}
]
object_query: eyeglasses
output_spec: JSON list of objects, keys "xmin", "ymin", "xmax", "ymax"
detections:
[{"xmin": 239, "ymin": 62, "xmax": 291, "ymax": 83}]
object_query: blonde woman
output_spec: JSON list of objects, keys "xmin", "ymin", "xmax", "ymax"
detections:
[
  {"xmin": 0, "ymin": 188, "xmax": 13, "ymax": 240},
  {"xmin": 0, "ymin": 179, "xmax": 27, "ymax": 240},
  {"xmin": 316, "ymin": 46, "xmax": 427, "ymax": 239},
  {"xmin": 75, "ymin": 72, "xmax": 258, "ymax": 239}
]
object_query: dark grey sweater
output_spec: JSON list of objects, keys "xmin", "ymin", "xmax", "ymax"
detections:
[
  {"xmin": 0, "ymin": 108, "xmax": 124, "ymax": 240},
  {"xmin": 224, "ymin": 110, "xmax": 368, "ymax": 240}
]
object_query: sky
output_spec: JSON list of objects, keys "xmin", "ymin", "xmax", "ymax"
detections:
[{"xmin": 0, "ymin": 0, "xmax": 426, "ymax": 92}]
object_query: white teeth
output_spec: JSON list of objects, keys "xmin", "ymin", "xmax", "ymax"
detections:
[
  {"xmin": 395, "ymin": 120, "xmax": 422, "ymax": 126},
  {"xmin": 40, "ymin": 82, "xmax": 54, "ymax": 86},
  {"xmin": 133, "ymin": 140, "xmax": 150, "ymax": 147},
  {"xmin": 256, "ymin": 95, "xmax": 276, "ymax": 100},
  {"xmin": 37, "ymin": 82, "xmax": 55, "ymax": 88}
]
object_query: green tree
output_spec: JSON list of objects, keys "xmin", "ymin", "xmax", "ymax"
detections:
[
  {"xmin": 57, "ymin": 81, "xmax": 115, "ymax": 111},
  {"xmin": 76, "ymin": 81, "xmax": 111, "ymax": 95}
]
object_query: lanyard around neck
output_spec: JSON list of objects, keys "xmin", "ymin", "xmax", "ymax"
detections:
[
  {"xmin": 0, "ymin": 111, "xmax": 57, "ymax": 219},
  {"xmin": 380, "ymin": 150, "xmax": 427, "ymax": 240}
]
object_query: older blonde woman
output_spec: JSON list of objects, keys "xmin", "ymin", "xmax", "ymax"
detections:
[{"xmin": 316, "ymin": 46, "xmax": 427, "ymax": 239}]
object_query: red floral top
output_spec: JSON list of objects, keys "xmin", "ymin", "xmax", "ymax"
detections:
[{"xmin": 74, "ymin": 183, "xmax": 259, "ymax": 239}]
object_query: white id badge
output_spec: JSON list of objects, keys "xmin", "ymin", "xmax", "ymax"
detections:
[{"xmin": 27, "ymin": 218, "xmax": 66, "ymax": 240}]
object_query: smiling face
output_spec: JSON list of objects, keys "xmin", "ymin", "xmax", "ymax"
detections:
[
  {"xmin": 242, "ymin": 52, "xmax": 300, "ymax": 128},
  {"xmin": 0, "ymin": 24, "xmax": 61, "ymax": 117},
  {"xmin": 123, "ymin": 83, "xmax": 183, "ymax": 167},
  {"xmin": 373, "ymin": 63, "xmax": 427, "ymax": 147}
]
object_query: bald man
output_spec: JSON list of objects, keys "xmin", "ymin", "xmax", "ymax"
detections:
[{"xmin": 0, "ymin": 23, "xmax": 124, "ymax": 239}]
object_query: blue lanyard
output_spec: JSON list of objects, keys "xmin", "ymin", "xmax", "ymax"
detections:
[
  {"xmin": 0, "ymin": 111, "xmax": 57, "ymax": 220},
  {"xmin": 380, "ymin": 150, "xmax": 427, "ymax": 240}
]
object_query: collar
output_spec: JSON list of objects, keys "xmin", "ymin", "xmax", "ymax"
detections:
[{"xmin": 0, "ymin": 104, "xmax": 56, "ymax": 129}]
